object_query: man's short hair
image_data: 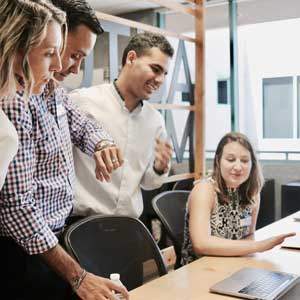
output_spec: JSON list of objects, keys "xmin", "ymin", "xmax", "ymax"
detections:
[
  {"xmin": 51, "ymin": 0, "xmax": 103, "ymax": 35},
  {"xmin": 121, "ymin": 32, "xmax": 174, "ymax": 66}
]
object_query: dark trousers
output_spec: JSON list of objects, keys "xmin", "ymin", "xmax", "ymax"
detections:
[{"xmin": 0, "ymin": 237, "xmax": 76, "ymax": 300}]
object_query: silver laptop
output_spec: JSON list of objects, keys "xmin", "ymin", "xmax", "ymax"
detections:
[{"xmin": 209, "ymin": 267, "xmax": 300, "ymax": 300}]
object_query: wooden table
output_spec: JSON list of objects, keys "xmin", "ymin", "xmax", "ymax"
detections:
[{"xmin": 130, "ymin": 212, "xmax": 300, "ymax": 299}]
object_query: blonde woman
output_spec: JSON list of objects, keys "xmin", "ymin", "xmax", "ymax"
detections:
[
  {"xmin": 181, "ymin": 132, "xmax": 295, "ymax": 265},
  {"xmin": 0, "ymin": 0, "xmax": 66, "ymax": 299},
  {"xmin": 0, "ymin": 0, "xmax": 66, "ymax": 189}
]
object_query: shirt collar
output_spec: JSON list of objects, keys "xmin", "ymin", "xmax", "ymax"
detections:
[{"xmin": 113, "ymin": 79, "xmax": 144, "ymax": 108}]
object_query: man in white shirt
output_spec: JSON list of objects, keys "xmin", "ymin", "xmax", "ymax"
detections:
[{"xmin": 70, "ymin": 32, "xmax": 174, "ymax": 218}]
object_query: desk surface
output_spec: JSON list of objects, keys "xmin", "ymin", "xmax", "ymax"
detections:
[{"xmin": 130, "ymin": 212, "xmax": 300, "ymax": 300}]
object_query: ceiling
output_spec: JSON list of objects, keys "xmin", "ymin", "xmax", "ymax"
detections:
[
  {"xmin": 87, "ymin": 0, "xmax": 300, "ymax": 29},
  {"xmin": 87, "ymin": 0, "xmax": 161, "ymax": 15}
]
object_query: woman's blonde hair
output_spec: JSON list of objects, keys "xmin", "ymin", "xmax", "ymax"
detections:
[
  {"xmin": 0, "ymin": 0, "xmax": 67, "ymax": 100},
  {"xmin": 212, "ymin": 132, "xmax": 264, "ymax": 206}
]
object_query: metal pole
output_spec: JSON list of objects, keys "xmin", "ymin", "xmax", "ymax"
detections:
[{"xmin": 229, "ymin": 0, "xmax": 239, "ymax": 131}]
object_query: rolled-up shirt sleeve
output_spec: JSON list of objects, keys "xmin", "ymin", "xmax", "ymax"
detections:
[
  {"xmin": 0, "ymin": 96, "xmax": 58, "ymax": 254},
  {"xmin": 57, "ymin": 87, "xmax": 113, "ymax": 156}
]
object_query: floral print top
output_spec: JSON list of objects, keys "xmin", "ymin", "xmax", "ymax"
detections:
[{"xmin": 181, "ymin": 179, "xmax": 253, "ymax": 265}]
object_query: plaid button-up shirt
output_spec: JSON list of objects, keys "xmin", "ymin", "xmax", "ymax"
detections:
[{"xmin": 0, "ymin": 86, "xmax": 112, "ymax": 255}]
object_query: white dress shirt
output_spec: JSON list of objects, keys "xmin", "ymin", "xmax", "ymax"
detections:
[
  {"xmin": 0, "ymin": 109, "xmax": 18, "ymax": 189},
  {"xmin": 70, "ymin": 83, "xmax": 169, "ymax": 218}
]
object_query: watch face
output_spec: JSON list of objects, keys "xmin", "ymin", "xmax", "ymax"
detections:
[{"xmin": 95, "ymin": 140, "xmax": 115, "ymax": 152}]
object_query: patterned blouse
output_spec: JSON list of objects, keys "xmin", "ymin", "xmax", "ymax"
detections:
[{"xmin": 181, "ymin": 179, "xmax": 253, "ymax": 265}]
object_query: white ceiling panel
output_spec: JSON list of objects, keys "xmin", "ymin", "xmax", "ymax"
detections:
[
  {"xmin": 87, "ymin": 0, "xmax": 300, "ymax": 27},
  {"xmin": 87, "ymin": 0, "xmax": 160, "ymax": 15}
]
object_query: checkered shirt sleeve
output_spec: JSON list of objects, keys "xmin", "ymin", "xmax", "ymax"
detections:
[
  {"xmin": 55, "ymin": 87, "xmax": 114, "ymax": 155},
  {"xmin": 0, "ymin": 94, "xmax": 58, "ymax": 254}
]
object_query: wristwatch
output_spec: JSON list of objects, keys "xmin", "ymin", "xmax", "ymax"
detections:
[{"xmin": 94, "ymin": 139, "xmax": 115, "ymax": 152}]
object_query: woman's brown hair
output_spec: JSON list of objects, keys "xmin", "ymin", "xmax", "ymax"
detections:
[{"xmin": 212, "ymin": 132, "xmax": 264, "ymax": 206}]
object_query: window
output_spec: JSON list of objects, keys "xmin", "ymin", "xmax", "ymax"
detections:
[
  {"xmin": 217, "ymin": 79, "xmax": 229, "ymax": 104},
  {"xmin": 263, "ymin": 77, "xmax": 293, "ymax": 138},
  {"xmin": 182, "ymin": 84, "xmax": 194, "ymax": 103}
]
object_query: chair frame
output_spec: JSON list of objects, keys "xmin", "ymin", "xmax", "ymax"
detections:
[
  {"xmin": 152, "ymin": 190, "xmax": 190, "ymax": 269},
  {"xmin": 63, "ymin": 215, "xmax": 168, "ymax": 280}
]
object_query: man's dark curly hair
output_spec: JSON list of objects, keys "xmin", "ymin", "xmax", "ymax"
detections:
[
  {"xmin": 51, "ymin": 0, "xmax": 103, "ymax": 35},
  {"xmin": 122, "ymin": 32, "xmax": 174, "ymax": 66}
]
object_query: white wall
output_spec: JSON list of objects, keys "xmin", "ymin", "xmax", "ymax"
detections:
[
  {"xmin": 205, "ymin": 28, "xmax": 231, "ymax": 150},
  {"xmin": 200, "ymin": 18, "xmax": 300, "ymax": 152},
  {"xmin": 167, "ymin": 29, "xmax": 232, "ymax": 151}
]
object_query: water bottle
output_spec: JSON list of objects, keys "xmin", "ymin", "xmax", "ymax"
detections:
[{"xmin": 110, "ymin": 273, "xmax": 125, "ymax": 300}]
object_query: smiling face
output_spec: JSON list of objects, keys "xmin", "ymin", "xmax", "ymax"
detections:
[
  {"xmin": 27, "ymin": 20, "xmax": 63, "ymax": 95},
  {"xmin": 220, "ymin": 141, "xmax": 252, "ymax": 189},
  {"xmin": 54, "ymin": 24, "xmax": 96, "ymax": 82},
  {"xmin": 125, "ymin": 47, "xmax": 170, "ymax": 100}
]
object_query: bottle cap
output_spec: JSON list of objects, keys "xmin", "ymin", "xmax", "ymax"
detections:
[{"xmin": 110, "ymin": 273, "xmax": 120, "ymax": 281}]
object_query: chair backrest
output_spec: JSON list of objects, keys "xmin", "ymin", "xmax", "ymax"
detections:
[
  {"xmin": 63, "ymin": 215, "xmax": 167, "ymax": 291},
  {"xmin": 172, "ymin": 178, "xmax": 194, "ymax": 191},
  {"xmin": 152, "ymin": 190, "xmax": 190, "ymax": 269}
]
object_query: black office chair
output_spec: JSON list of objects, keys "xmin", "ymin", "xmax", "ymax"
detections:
[
  {"xmin": 152, "ymin": 190, "xmax": 190, "ymax": 269},
  {"xmin": 172, "ymin": 178, "xmax": 194, "ymax": 191},
  {"xmin": 62, "ymin": 215, "xmax": 167, "ymax": 291}
]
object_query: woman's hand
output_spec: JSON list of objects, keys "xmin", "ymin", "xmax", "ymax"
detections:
[{"xmin": 257, "ymin": 232, "xmax": 296, "ymax": 252}]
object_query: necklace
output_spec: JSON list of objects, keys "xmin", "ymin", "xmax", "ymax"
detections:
[{"xmin": 227, "ymin": 188, "xmax": 239, "ymax": 210}]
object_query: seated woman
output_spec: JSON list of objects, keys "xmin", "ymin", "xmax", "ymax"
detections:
[{"xmin": 181, "ymin": 132, "xmax": 295, "ymax": 265}]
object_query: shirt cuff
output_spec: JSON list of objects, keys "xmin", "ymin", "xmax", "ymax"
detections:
[
  {"xmin": 20, "ymin": 225, "xmax": 58, "ymax": 255},
  {"xmin": 153, "ymin": 161, "xmax": 171, "ymax": 176},
  {"xmin": 151, "ymin": 163, "xmax": 170, "ymax": 179},
  {"xmin": 85, "ymin": 131, "xmax": 114, "ymax": 157}
]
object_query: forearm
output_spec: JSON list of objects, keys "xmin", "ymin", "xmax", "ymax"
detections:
[
  {"xmin": 193, "ymin": 235, "xmax": 263, "ymax": 257},
  {"xmin": 40, "ymin": 244, "xmax": 83, "ymax": 285}
]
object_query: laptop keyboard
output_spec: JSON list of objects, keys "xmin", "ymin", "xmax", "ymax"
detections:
[{"xmin": 238, "ymin": 271, "xmax": 293, "ymax": 298}]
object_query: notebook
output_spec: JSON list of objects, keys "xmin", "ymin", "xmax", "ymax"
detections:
[
  {"xmin": 281, "ymin": 233, "xmax": 300, "ymax": 249},
  {"xmin": 209, "ymin": 267, "xmax": 300, "ymax": 300},
  {"xmin": 293, "ymin": 212, "xmax": 300, "ymax": 222}
]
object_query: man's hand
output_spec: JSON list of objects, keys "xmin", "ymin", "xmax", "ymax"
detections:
[
  {"xmin": 77, "ymin": 272, "xmax": 130, "ymax": 300},
  {"xmin": 94, "ymin": 146, "xmax": 123, "ymax": 182},
  {"xmin": 153, "ymin": 138, "xmax": 172, "ymax": 175}
]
